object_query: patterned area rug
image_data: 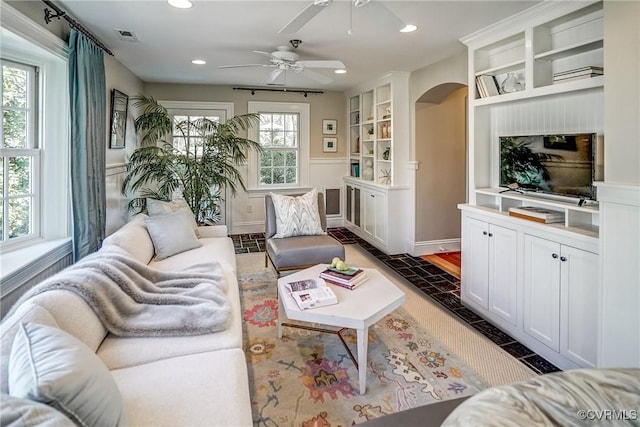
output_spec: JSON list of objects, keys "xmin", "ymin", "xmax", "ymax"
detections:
[{"xmin": 239, "ymin": 270, "xmax": 488, "ymax": 426}]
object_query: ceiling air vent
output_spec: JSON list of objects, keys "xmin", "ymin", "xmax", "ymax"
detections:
[{"xmin": 114, "ymin": 29, "xmax": 139, "ymax": 42}]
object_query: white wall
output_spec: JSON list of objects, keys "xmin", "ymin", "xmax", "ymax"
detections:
[{"xmin": 598, "ymin": 0, "xmax": 640, "ymax": 368}]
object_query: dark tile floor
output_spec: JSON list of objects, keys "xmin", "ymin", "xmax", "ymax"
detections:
[{"xmin": 232, "ymin": 227, "xmax": 560, "ymax": 375}]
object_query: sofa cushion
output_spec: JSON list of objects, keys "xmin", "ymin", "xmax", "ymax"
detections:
[
  {"xmin": 146, "ymin": 198, "xmax": 199, "ymax": 236},
  {"xmin": 267, "ymin": 234, "xmax": 345, "ymax": 270},
  {"xmin": 0, "ymin": 302, "xmax": 58, "ymax": 394},
  {"xmin": 102, "ymin": 213, "xmax": 154, "ymax": 264},
  {"xmin": 0, "ymin": 394, "xmax": 75, "ymax": 427},
  {"xmin": 110, "ymin": 349, "xmax": 252, "ymax": 427},
  {"xmin": 97, "ymin": 270, "xmax": 243, "ymax": 370},
  {"xmin": 270, "ymin": 189, "xmax": 326, "ymax": 238},
  {"xmin": 9, "ymin": 323, "xmax": 126, "ymax": 427},
  {"xmin": 145, "ymin": 210, "xmax": 203, "ymax": 260}
]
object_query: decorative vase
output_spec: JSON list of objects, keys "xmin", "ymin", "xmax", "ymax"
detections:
[
  {"xmin": 501, "ymin": 72, "xmax": 522, "ymax": 93},
  {"xmin": 382, "ymin": 147, "xmax": 390, "ymax": 160}
]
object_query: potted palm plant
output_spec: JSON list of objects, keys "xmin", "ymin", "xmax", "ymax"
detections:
[{"xmin": 122, "ymin": 95, "xmax": 262, "ymax": 224}]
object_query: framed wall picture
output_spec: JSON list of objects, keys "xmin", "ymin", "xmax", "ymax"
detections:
[
  {"xmin": 323, "ymin": 137, "xmax": 337, "ymax": 152},
  {"xmin": 322, "ymin": 119, "xmax": 337, "ymax": 135},
  {"xmin": 109, "ymin": 89, "xmax": 129, "ymax": 149}
]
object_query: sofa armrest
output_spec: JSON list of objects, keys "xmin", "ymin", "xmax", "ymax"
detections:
[{"xmin": 197, "ymin": 225, "xmax": 228, "ymax": 238}]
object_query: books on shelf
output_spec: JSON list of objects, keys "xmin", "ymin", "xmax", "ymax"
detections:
[
  {"xmin": 508, "ymin": 206, "xmax": 565, "ymax": 224},
  {"xmin": 475, "ymin": 74, "xmax": 500, "ymax": 98},
  {"xmin": 319, "ymin": 268, "xmax": 368, "ymax": 290},
  {"xmin": 553, "ymin": 66, "xmax": 603, "ymax": 83},
  {"xmin": 285, "ymin": 278, "xmax": 338, "ymax": 310}
]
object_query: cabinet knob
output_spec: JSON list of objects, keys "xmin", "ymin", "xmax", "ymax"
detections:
[
  {"xmin": 482, "ymin": 231, "xmax": 488, "ymax": 235},
  {"xmin": 370, "ymin": 194, "xmax": 375, "ymax": 198},
  {"xmin": 488, "ymin": 233, "xmax": 493, "ymax": 237},
  {"xmin": 560, "ymin": 256, "xmax": 567, "ymax": 262},
  {"xmin": 552, "ymin": 253, "xmax": 559, "ymax": 259}
]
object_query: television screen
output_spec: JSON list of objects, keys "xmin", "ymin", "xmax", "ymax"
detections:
[{"xmin": 499, "ymin": 134, "xmax": 597, "ymax": 200}]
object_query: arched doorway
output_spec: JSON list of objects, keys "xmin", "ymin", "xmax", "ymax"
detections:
[{"xmin": 414, "ymin": 83, "xmax": 467, "ymax": 255}]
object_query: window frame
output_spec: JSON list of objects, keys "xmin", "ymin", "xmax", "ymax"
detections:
[
  {"xmin": 247, "ymin": 101, "xmax": 310, "ymax": 192},
  {"xmin": 257, "ymin": 111, "xmax": 300, "ymax": 187},
  {"xmin": 1, "ymin": 59, "xmax": 41, "ymax": 244}
]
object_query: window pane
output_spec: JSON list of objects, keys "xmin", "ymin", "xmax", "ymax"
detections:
[
  {"xmin": 284, "ymin": 131, "xmax": 297, "ymax": 147},
  {"xmin": 260, "ymin": 167, "xmax": 272, "ymax": 185},
  {"xmin": 272, "ymin": 151, "xmax": 284, "ymax": 167},
  {"xmin": 9, "ymin": 197, "xmax": 31, "ymax": 238},
  {"xmin": 173, "ymin": 137, "xmax": 187, "ymax": 152},
  {"xmin": 3, "ymin": 110, "xmax": 27, "ymax": 148},
  {"xmin": 259, "ymin": 131, "xmax": 273, "ymax": 146},
  {"xmin": 260, "ymin": 152, "xmax": 272, "ymax": 167},
  {"xmin": 272, "ymin": 167, "xmax": 284, "ymax": 184},
  {"xmin": 285, "ymin": 151, "xmax": 297, "ymax": 166},
  {"xmin": 2, "ymin": 65, "xmax": 27, "ymax": 108},
  {"xmin": 9, "ymin": 156, "xmax": 31, "ymax": 195},
  {"xmin": 260, "ymin": 114, "xmax": 272, "ymax": 130},
  {"xmin": 285, "ymin": 167, "xmax": 297, "ymax": 184}
]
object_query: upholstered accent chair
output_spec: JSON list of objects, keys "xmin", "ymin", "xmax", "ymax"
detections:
[{"xmin": 265, "ymin": 192, "xmax": 345, "ymax": 277}]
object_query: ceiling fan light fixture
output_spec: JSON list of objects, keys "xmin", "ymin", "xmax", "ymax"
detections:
[
  {"xmin": 354, "ymin": 0, "xmax": 371, "ymax": 8},
  {"xmin": 191, "ymin": 59, "xmax": 206, "ymax": 65},
  {"xmin": 400, "ymin": 24, "xmax": 418, "ymax": 33},
  {"xmin": 168, "ymin": 0, "xmax": 193, "ymax": 9},
  {"xmin": 334, "ymin": 69, "xmax": 347, "ymax": 74},
  {"xmin": 313, "ymin": 0, "xmax": 333, "ymax": 6}
]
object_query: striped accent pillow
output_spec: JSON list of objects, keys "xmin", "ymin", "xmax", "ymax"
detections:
[{"xmin": 271, "ymin": 189, "xmax": 326, "ymax": 238}]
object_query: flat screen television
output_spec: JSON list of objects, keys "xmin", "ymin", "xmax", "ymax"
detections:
[{"xmin": 499, "ymin": 133, "xmax": 600, "ymax": 200}]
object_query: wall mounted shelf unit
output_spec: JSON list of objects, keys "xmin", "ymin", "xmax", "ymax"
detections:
[{"xmin": 459, "ymin": 0, "xmax": 604, "ymax": 371}]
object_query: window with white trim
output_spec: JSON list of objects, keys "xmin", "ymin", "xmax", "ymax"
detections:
[
  {"xmin": 247, "ymin": 101, "xmax": 310, "ymax": 190},
  {"xmin": 258, "ymin": 112, "xmax": 299, "ymax": 186},
  {"xmin": 1, "ymin": 60, "xmax": 39, "ymax": 243}
]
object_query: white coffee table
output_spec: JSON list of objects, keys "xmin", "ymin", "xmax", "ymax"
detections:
[{"xmin": 277, "ymin": 264, "xmax": 406, "ymax": 394}]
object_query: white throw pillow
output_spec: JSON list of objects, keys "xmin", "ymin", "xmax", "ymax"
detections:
[
  {"xmin": 102, "ymin": 213, "xmax": 155, "ymax": 264},
  {"xmin": 146, "ymin": 198, "xmax": 199, "ymax": 236},
  {"xmin": 144, "ymin": 210, "xmax": 203, "ymax": 260},
  {"xmin": 270, "ymin": 189, "xmax": 326, "ymax": 238},
  {"xmin": 0, "ymin": 394, "xmax": 75, "ymax": 427},
  {"xmin": 8, "ymin": 323, "xmax": 126, "ymax": 427}
]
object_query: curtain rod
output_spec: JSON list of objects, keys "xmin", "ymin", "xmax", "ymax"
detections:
[
  {"xmin": 42, "ymin": 0, "xmax": 114, "ymax": 56},
  {"xmin": 233, "ymin": 87, "xmax": 324, "ymax": 97}
]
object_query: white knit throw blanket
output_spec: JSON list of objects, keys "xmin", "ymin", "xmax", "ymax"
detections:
[{"xmin": 9, "ymin": 247, "xmax": 231, "ymax": 337}]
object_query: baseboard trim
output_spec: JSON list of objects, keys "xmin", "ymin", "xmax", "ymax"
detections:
[{"xmin": 410, "ymin": 238, "xmax": 461, "ymax": 256}]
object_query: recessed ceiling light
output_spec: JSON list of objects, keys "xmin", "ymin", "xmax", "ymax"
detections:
[
  {"xmin": 334, "ymin": 69, "xmax": 347, "ymax": 74},
  {"xmin": 400, "ymin": 24, "xmax": 418, "ymax": 33},
  {"xmin": 191, "ymin": 59, "xmax": 206, "ymax": 65},
  {"xmin": 168, "ymin": 0, "xmax": 193, "ymax": 9}
]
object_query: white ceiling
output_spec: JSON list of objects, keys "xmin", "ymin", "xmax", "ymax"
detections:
[{"xmin": 57, "ymin": 0, "xmax": 540, "ymax": 92}]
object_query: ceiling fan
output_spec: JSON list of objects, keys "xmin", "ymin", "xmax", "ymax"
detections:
[
  {"xmin": 217, "ymin": 40, "xmax": 345, "ymax": 85},
  {"xmin": 278, "ymin": 0, "xmax": 410, "ymax": 34}
]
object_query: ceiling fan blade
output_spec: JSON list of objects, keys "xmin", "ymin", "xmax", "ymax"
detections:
[
  {"xmin": 253, "ymin": 50, "xmax": 274, "ymax": 58},
  {"xmin": 278, "ymin": 1, "xmax": 328, "ymax": 34},
  {"xmin": 269, "ymin": 68, "xmax": 284, "ymax": 83},
  {"xmin": 301, "ymin": 69, "xmax": 332, "ymax": 85},
  {"xmin": 217, "ymin": 64, "xmax": 271, "ymax": 69},
  {"xmin": 297, "ymin": 60, "xmax": 345, "ymax": 69},
  {"xmin": 365, "ymin": 1, "xmax": 404, "ymax": 32}
]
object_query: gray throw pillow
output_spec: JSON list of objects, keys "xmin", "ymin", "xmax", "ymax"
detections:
[
  {"xmin": 0, "ymin": 394, "xmax": 75, "ymax": 427},
  {"xmin": 146, "ymin": 198, "xmax": 199, "ymax": 236},
  {"xmin": 270, "ymin": 189, "xmax": 326, "ymax": 238},
  {"xmin": 8, "ymin": 323, "xmax": 127, "ymax": 427},
  {"xmin": 144, "ymin": 210, "xmax": 203, "ymax": 260}
]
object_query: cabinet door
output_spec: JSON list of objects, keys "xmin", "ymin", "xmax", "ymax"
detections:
[
  {"xmin": 373, "ymin": 190, "xmax": 386, "ymax": 244},
  {"xmin": 560, "ymin": 246, "xmax": 598, "ymax": 368},
  {"xmin": 462, "ymin": 217, "xmax": 489, "ymax": 309},
  {"xmin": 346, "ymin": 185, "xmax": 353, "ymax": 223},
  {"xmin": 363, "ymin": 189, "xmax": 376, "ymax": 237},
  {"xmin": 354, "ymin": 187, "xmax": 361, "ymax": 227},
  {"xmin": 488, "ymin": 224, "xmax": 518, "ymax": 325},
  {"xmin": 524, "ymin": 235, "xmax": 561, "ymax": 351}
]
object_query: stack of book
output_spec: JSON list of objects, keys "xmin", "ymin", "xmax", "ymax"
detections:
[
  {"xmin": 319, "ymin": 267, "xmax": 368, "ymax": 290},
  {"xmin": 508, "ymin": 206, "xmax": 565, "ymax": 224},
  {"xmin": 284, "ymin": 278, "xmax": 338, "ymax": 310},
  {"xmin": 475, "ymin": 74, "xmax": 501, "ymax": 98},
  {"xmin": 553, "ymin": 66, "xmax": 603, "ymax": 84}
]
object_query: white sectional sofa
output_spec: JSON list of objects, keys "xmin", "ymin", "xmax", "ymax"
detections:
[{"xmin": 1, "ymin": 214, "xmax": 252, "ymax": 426}]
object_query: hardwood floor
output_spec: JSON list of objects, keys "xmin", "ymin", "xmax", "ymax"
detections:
[{"xmin": 421, "ymin": 251, "xmax": 461, "ymax": 279}]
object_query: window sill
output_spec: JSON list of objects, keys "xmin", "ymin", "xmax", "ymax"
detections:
[
  {"xmin": 246, "ymin": 186, "xmax": 312, "ymax": 198},
  {"xmin": 1, "ymin": 238, "xmax": 72, "ymax": 292}
]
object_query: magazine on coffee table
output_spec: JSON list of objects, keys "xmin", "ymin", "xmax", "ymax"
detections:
[{"xmin": 285, "ymin": 278, "xmax": 338, "ymax": 310}]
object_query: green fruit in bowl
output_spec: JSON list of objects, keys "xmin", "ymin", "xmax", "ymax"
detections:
[
  {"xmin": 330, "ymin": 257, "xmax": 341, "ymax": 268},
  {"xmin": 335, "ymin": 260, "xmax": 348, "ymax": 271}
]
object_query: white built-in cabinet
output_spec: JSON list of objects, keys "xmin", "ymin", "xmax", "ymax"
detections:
[
  {"xmin": 523, "ymin": 234, "xmax": 598, "ymax": 368},
  {"xmin": 463, "ymin": 217, "xmax": 517, "ymax": 326},
  {"xmin": 344, "ymin": 72, "xmax": 410, "ymax": 254},
  {"xmin": 459, "ymin": 1, "xmax": 603, "ymax": 370}
]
